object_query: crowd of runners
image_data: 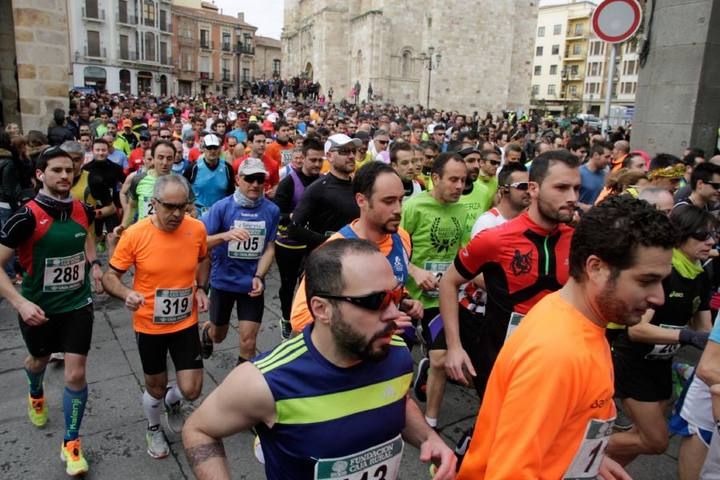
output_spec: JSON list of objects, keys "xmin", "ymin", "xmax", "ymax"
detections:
[{"xmin": 1, "ymin": 89, "xmax": 719, "ymax": 479}]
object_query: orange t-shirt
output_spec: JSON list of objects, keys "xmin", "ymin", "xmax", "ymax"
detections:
[
  {"xmin": 290, "ymin": 222, "xmax": 412, "ymax": 332},
  {"xmin": 109, "ymin": 216, "xmax": 208, "ymax": 334},
  {"xmin": 265, "ymin": 141, "xmax": 294, "ymax": 170},
  {"xmin": 457, "ymin": 291, "xmax": 616, "ymax": 480}
]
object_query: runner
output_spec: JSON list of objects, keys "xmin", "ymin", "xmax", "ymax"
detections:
[
  {"xmin": 400, "ymin": 152, "xmax": 467, "ymax": 428},
  {"xmin": 607, "ymin": 204, "xmax": 713, "ymax": 466},
  {"xmin": 199, "ymin": 158, "xmax": 280, "ymax": 365},
  {"xmin": 102, "ymin": 174, "xmax": 209, "ymax": 459},
  {"xmin": 273, "ymin": 138, "xmax": 323, "ymax": 339},
  {"xmin": 457, "ymin": 195, "xmax": 675, "ymax": 479},
  {"xmin": 0, "ymin": 146, "xmax": 102, "ymax": 476},
  {"xmin": 182, "ymin": 239, "xmax": 456, "ymax": 480},
  {"xmin": 457, "ymin": 147, "xmax": 494, "ymax": 243},
  {"xmin": 389, "ymin": 142, "xmax": 423, "ymax": 198},
  {"xmin": 184, "ymin": 134, "xmax": 235, "ymax": 216},
  {"xmin": 233, "ymin": 129, "xmax": 280, "ymax": 197}
]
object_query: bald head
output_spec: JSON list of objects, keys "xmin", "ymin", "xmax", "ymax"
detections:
[{"xmin": 614, "ymin": 140, "xmax": 630, "ymax": 154}]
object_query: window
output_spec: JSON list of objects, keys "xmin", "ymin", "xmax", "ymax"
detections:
[
  {"xmin": 119, "ymin": 69, "xmax": 131, "ymax": 93},
  {"xmin": 85, "ymin": 0, "xmax": 98, "ymax": 18},
  {"xmin": 570, "ymin": 64, "xmax": 579, "ymax": 76},
  {"xmin": 553, "ymin": 24, "xmax": 561, "ymax": 35},
  {"xmin": 222, "ymin": 59, "xmax": 230, "ymax": 81},
  {"xmin": 590, "ymin": 41, "xmax": 603, "ymax": 56},
  {"xmin": 401, "ymin": 50, "xmax": 411, "ymax": 77},
  {"xmin": 550, "ymin": 64, "xmax": 557, "ymax": 75},
  {"xmin": 222, "ymin": 32, "xmax": 231, "ymax": 51},
  {"xmin": 119, "ymin": 34, "xmax": 129, "ymax": 59},
  {"xmin": 626, "ymin": 39, "xmax": 638, "ymax": 54},
  {"xmin": 624, "ymin": 60, "xmax": 637, "ymax": 75},
  {"xmin": 199, "ymin": 56, "xmax": 210, "ymax": 75},
  {"xmin": 144, "ymin": 32, "xmax": 155, "ymax": 61},
  {"xmin": 160, "ymin": 41, "xmax": 167, "ymax": 64},
  {"xmin": 551, "ymin": 44, "xmax": 559, "ymax": 55},
  {"xmin": 200, "ymin": 29, "xmax": 210, "ymax": 49},
  {"xmin": 143, "ymin": 0, "xmax": 155, "ymax": 27},
  {"xmin": 538, "ymin": 26, "xmax": 545, "ymax": 37},
  {"xmin": 160, "ymin": 9, "xmax": 168, "ymax": 31},
  {"xmin": 570, "ymin": 85, "xmax": 577, "ymax": 96},
  {"xmin": 534, "ymin": 65, "xmax": 541, "ymax": 75},
  {"xmin": 536, "ymin": 46, "xmax": 543, "ymax": 56},
  {"xmin": 273, "ymin": 59, "xmax": 281, "ymax": 76},
  {"xmin": 183, "ymin": 53, "xmax": 192, "ymax": 70},
  {"xmin": 118, "ymin": 0, "xmax": 128, "ymax": 23},
  {"xmin": 532, "ymin": 84, "xmax": 540, "ymax": 96},
  {"xmin": 573, "ymin": 44, "xmax": 581, "ymax": 55},
  {"xmin": 574, "ymin": 23, "xmax": 583, "ymax": 35},
  {"xmin": 548, "ymin": 84, "xmax": 556, "ymax": 95},
  {"xmin": 87, "ymin": 30, "xmax": 100, "ymax": 57},
  {"xmin": 242, "ymin": 68, "xmax": 250, "ymax": 82}
]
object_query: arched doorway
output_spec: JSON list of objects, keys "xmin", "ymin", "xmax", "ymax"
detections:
[
  {"xmin": 304, "ymin": 62, "xmax": 313, "ymax": 81},
  {"xmin": 83, "ymin": 66, "xmax": 106, "ymax": 91},
  {"xmin": 159, "ymin": 74, "xmax": 167, "ymax": 96},
  {"xmin": 119, "ymin": 69, "xmax": 131, "ymax": 94},
  {"xmin": 137, "ymin": 71, "xmax": 152, "ymax": 94}
]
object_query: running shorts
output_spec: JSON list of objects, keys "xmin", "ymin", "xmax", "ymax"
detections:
[
  {"xmin": 19, "ymin": 304, "xmax": 94, "ymax": 357},
  {"xmin": 136, "ymin": 323, "xmax": 203, "ymax": 376},
  {"xmin": 209, "ymin": 288, "xmax": 264, "ymax": 326}
]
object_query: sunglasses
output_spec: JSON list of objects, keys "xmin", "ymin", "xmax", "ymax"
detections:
[
  {"xmin": 506, "ymin": 181, "xmax": 530, "ymax": 191},
  {"xmin": 707, "ymin": 182, "xmax": 720, "ymax": 190},
  {"xmin": 690, "ymin": 230, "xmax": 717, "ymax": 242},
  {"xmin": 334, "ymin": 148, "xmax": 357, "ymax": 156},
  {"xmin": 317, "ymin": 285, "xmax": 404, "ymax": 311},
  {"xmin": 153, "ymin": 198, "xmax": 188, "ymax": 212},
  {"xmin": 487, "ymin": 159, "xmax": 501, "ymax": 166},
  {"xmin": 160, "ymin": 135, "xmax": 172, "ymax": 139},
  {"xmin": 376, "ymin": 139, "xmax": 389, "ymax": 144},
  {"xmin": 205, "ymin": 145, "xmax": 220, "ymax": 151},
  {"xmin": 243, "ymin": 174, "xmax": 266, "ymax": 185},
  {"xmin": 425, "ymin": 154, "xmax": 437, "ymax": 160}
]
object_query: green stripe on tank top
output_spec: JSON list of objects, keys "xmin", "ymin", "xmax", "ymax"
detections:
[
  {"xmin": 275, "ymin": 372, "xmax": 413, "ymax": 425},
  {"xmin": 254, "ymin": 334, "xmax": 306, "ymax": 370}
]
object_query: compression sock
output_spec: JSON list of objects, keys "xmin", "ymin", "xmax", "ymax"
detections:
[
  {"xmin": 25, "ymin": 367, "xmax": 46, "ymax": 399},
  {"xmin": 164, "ymin": 384, "xmax": 184, "ymax": 406},
  {"xmin": 143, "ymin": 390, "xmax": 163, "ymax": 428},
  {"xmin": 63, "ymin": 385, "xmax": 88, "ymax": 443}
]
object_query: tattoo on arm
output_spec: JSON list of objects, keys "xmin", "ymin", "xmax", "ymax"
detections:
[{"xmin": 186, "ymin": 441, "xmax": 227, "ymax": 468}]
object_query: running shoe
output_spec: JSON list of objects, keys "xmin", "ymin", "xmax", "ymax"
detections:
[
  {"xmin": 164, "ymin": 395, "xmax": 184, "ymax": 435},
  {"xmin": 60, "ymin": 438, "xmax": 89, "ymax": 476},
  {"xmin": 28, "ymin": 394, "xmax": 48, "ymax": 427},
  {"xmin": 280, "ymin": 318, "xmax": 292, "ymax": 341},
  {"xmin": 146, "ymin": 425, "xmax": 170, "ymax": 459},
  {"xmin": 613, "ymin": 400, "xmax": 633, "ymax": 431},
  {"xmin": 454, "ymin": 427, "xmax": 474, "ymax": 470},
  {"xmin": 200, "ymin": 322, "xmax": 213, "ymax": 359},
  {"xmin": 413, "ymin": 357, "xmax": 430, "ymax": 403}
]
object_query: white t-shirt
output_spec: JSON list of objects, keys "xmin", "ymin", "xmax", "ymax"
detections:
[{"xmin": 470, "ymin": 207, "xmax": 506, "ymax": 239}]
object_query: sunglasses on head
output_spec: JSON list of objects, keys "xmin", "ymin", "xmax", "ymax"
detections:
[
  {"xmin": 506, "ymin": 181, "xmax": 530, "ymax": 191},
  {"xmin": 243, "ymin": 174, "xmax": 266, "ymax": 185},
  {"xmin": 317, "ymin": 284, "xmax": 404, "ymax": 311},
  {"xmin": 690, "ymin": 230, "xmax": 717, "ymax": 242}
]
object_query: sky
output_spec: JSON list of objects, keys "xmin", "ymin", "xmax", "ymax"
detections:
[{"xmin": 212, "ymin": 0, "xmax": 599, "ymax": 40}]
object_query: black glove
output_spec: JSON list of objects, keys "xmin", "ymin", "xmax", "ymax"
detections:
[{"xmin": 679, "ymin": 328, "xmax": 709, "ymax": 350}]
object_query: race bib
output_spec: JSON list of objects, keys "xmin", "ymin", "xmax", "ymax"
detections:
[
  {"xmin": 564, "ymin": 418, "xmax": 614, "ymax": 479},
  {"xmin": 141, "ymin": 197, "xmax": 155, "ymax": 218},
  {"xmin": 43, "ymin": 252, "xmax": 85, "ymax": 292},
  {"xmin": 644, "ymin": 324, "xmax": 684, "ymax": 360},
  {"xmin": 153, "ymin": 287, "xmax": 193, "ymax": 324},
  {"xmin": 504, "ymin": 312, "xmax": 525, "ymax": 341},
  {"xmin": 423, "ymin": 261, "xmax": 451, "ymax": 298},
  {"xmin": 228, "ymin": 220, "xmax": 267, "ymax": 259},
  {"xmin": 281, "ymin": 149, "xmax": 293, "ymax": 167},
  {"xmin": 314, "ymin": 434, "xmax": 404, "ymax": 480}
]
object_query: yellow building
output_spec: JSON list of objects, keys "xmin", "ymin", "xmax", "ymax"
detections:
[{"xmin": 562, "ymin": 13, "xmax": 591, "ymax": 111}]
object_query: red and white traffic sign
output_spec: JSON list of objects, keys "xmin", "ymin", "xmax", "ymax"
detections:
[{"xmin": 591, "ymin": 0, "xmax": 642, "ymax": 44}]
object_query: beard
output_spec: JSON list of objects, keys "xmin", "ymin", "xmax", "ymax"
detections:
[
  {"xmin": 537, "ymin": 195, "xmax": 574, "ymax": 224},
  {"xmin": 330, "ymin": 310, "xmax": 396, "ymax": 362},
  {"xmin": 596, "ymin": 277, "xmax": 644, "ymax": 327}
]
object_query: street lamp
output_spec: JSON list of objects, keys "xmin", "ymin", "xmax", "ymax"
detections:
[{"xmin": 422, "ymin": 46, "xmax": 441, "ymax": 109}]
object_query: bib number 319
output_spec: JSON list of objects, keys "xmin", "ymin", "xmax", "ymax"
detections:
[
  {"xmin": 153, "ymin": 287, "xmax": 193, "ymax": 324},
  {"xmin": 563, "ymin": 418, "xmax": 614, "ymax": 479}
]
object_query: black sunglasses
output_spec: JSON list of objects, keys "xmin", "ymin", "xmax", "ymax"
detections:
[
  {"xmin": 317, "ymin": 285, "xmax": 404, "ymax": 311},
  {"xmin": 205, "ymin": 145, "xmax": 220, "ymax": 151},
  {"xmin": 707, "ymin": 182, "xmax": 720, "ymax": 190},
  {"xmin": 243, "ymin": 174, "xmax": 266, "ymax": 185},
  {"xmin": 160, "ymin": 135, "xmax": 172, "ymax": 139},
  {"xmin": 153, "ymin": 198, "xmax": 188, "ymax": 212},
  {"xmin": 690, "ymin": 230, "xmax": 717, "ymax": 242},
  {"xmin": 487, "ymin": 159, "xmax": 501, "ymax": 166},
  {"xmin": 375, "ymin": 139, "xmax": 389, "ymax": 144}
]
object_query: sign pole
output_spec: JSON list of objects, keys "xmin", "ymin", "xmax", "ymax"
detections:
[{"xmin": 602, "ymin": 43, "xmax": 618, "ymax": 136}]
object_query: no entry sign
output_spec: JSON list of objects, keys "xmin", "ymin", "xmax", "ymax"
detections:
[{"xmin": 591, "ymin": 0, "xmax": 642, "ymax": 44}]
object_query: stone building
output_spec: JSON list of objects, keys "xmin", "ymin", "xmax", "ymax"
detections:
[
  {"xmin": 282, "ymin": 0, "xmax": 537, "ymax": 113},
  {"xmin": 255, "ymin": 36, "xmax": 283, "ymax": 81},
  {"xmin": 0, "ymin": 0, "xmax": 70, "ymax": 132}
]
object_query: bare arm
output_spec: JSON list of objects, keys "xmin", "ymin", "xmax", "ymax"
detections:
[
  {"xmin": 402, "ymin": 397, "xmax": 456, "ymax": 479},
  {"xmin": 84, "ymin": 229, "xmax": 103, "ymax": 293},
  {"xmin": 182, "ymin": 362, "xmax": 276, "ymax": 480},
  {"xmin": 0, "ymin": 244, "xmax": 47, "ymax": 325},
  {"xmin": 627, "ymin": 309, "xmax": 680, "ymax": 344},
  {"xmin": 697, "ymin": 338, "xmax": 720, "ymax": 427},
  {"xmin": 102, "ymin": 267, "xmax": 145, "ymax": 311},
  {"xmin": 439, "ymin": 264, "xmax": 476, "ymax": 384}
]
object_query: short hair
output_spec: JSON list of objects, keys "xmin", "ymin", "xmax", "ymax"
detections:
[
  {"xmin": 505, "ymin": 143, "xmax": 523, "ymax": 155},
  {"xmin": 480, "ymin": 148, "xmax": 500, "ymax": 162},
  {"xmin": 433, "ymin": 124, "xmax": 446, "ymax": 133},
  {"xmin": 151, "ymin": 139, "xmax": 177, "ymax": 157},
  {"xmin": 59, "ymin": 141, "xmax": 84, "ymax": 156},
  {"xmin": 389, "ymin": 142, "xmax": 413, "ymax": 164},
  {"xmin": 36, "ymin": 145, "xmax": 72, "ymax": 171},
  {"xmin": 589, "ymin": 141, "xmax": 612, "ymax": 158},
  {"xmin": 374, "ymin": 128, "xmax": 389, "ymax": 138},
  {"xmin": 498, "ymin": 162, "xmax": 528, "ymax": 186},
  {"xmin": 529, "ymin": 150, "xmax": 580, "ymax": 184},
  {"xmin": 670, "ymin": 204, "xmax": 717, "ymax": 244},
  {"xmin": 305, "ymin": 238, "xmax": 381, "ymax": 313},
  {"xmin": 690, "ymin": 162, "xmax": 720, "ymax": 190},
  {"xmin": 649, "ymin": 153, "xmax": 681, "ymax": 171},
  {"xmin": 153, "ymin": 173, "xmax": 190, "ymax": 200},
  {"xmin": 247, "ymin": 129, "xmax": 266, "ymax": 142},
  {"xmin": 569, "ymin": 195, "xmax": 675, "ymax": 281},
  {"xmin": 568, "ymin": 136, "xmax": 589, "ymax": 152},
  {"xmin": 431, "ymin": 152, "xmax": 464, "ymax": 177},
  {"xmin": 92, "ymin": 138, "xmax": 109, "ymax": 148},
  {"xmin": 211, "ymin": 119, "xmax": 226, "ymax": 130},
  {"xmin": 276, "ymin": 120, "xmax": 290, "ymax": 130},
  {"xmin": 353, "ymin": 161, "xmax": 399, "ymax": 198},
  {"xmin": 421, "ymin": 141, "xmax": 439, "ymax": 153},
  {"xmin": 301, "ymin": 137, "xmax": 324, "ymax": 156}
]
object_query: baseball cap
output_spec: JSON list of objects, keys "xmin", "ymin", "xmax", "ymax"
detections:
[
  {"xmin": 122, "ymin": 119, "xmax": 132, "ymax": 128},
  {"xmin": 237, "ymin": 158, "xmax": 268, "ymax": 176},
  {"xmin": 203, "ymin": 134, "xmax": 221, "ymax": 148},
  {"xmin": 324, "ymin": 133, "xmax": 362, "ymax": 154}
]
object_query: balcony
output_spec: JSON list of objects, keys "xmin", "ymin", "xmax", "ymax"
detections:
[
  {"xmin": 199, "ymin": 72, "xmax": 214, "ymax": 81},
  {"xmin": 84, "ymin": 45, "xmax": 106, "ymax": 59},
  {"xmin": 235, "ymin": 44, "xmax": 255, "ymax": 55},
  {"xmin": 566, "ymin": 31, "xmax": 587, "ymax": 40},
  {"xmin": 82, "ymin": 7, "xmax": 105, "ymax": 22},
  {"xmin": 221, "ymin": 42, "xmax": 232, "ymax": 52},
  {"xmin": 221, "ymin": 70, "xmax": 232, "ymax": 82},
  {"xmin": 118, "ymin": 50, "xmax": 138, "ymax": 61},
  {"xmin": 117, "ymin": 11, "xmax": 136, "ymax": 25},
  {"xmin": 178, "ymin": 35, "xmax": 196, "ymax": 47},
  {"xmin": 160, "ymin": 21, "xmax": 173, "ymax": 34},
  {"xmin": 200, "ymin": 40, "xmax": 213, "ymax": 50}
]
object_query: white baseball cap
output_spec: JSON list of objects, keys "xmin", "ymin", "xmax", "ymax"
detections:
[
  {"xmin": 203, "ymin": 134, "xmax": 221, "ymax": 148},
  {"xmin": 324, "ymin": 133, "xmax": 362, "ymax": 154}
]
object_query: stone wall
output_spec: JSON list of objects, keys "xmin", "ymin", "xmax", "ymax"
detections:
[
  {"xmin": 0, "ymin": 0, "xmax": 19, "ymax": 127},
  {"xmin": 10, "ymin": 0, "xmax": 71, "ymax": 132}
]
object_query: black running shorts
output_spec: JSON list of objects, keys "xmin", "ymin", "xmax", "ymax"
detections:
[
  {"xmin": 136, "ymin": 323, "xmax": 203, "ymax": 376},
  {"xmin": 19, "ymin": 303, "xmax": 94, "ymax": 358}
]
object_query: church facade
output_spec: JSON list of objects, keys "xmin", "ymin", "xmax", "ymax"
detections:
[{"xmin": 282, "ymin": 0, "xmax": 538, "ymax": 113}]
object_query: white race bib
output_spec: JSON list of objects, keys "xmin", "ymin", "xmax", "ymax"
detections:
[
  {"xmin": 564, "ymin": 418, "xmax": 614, "ymax": 479},
  {"xmin": 228, "ymin": 220, "xmax": 266, "ymax": 259},
  {"xmin": 423, "ymin": 261, "xmax": 451, "ymax": 298},
  {"xmin": 314, "ymin": 434, "xmax": 404, "ymax": 480},
  {"xmin": 505, "ymin": 312, "xmax": 525, "ymax": 341},
  {"xmin": 644, "ymin": 324, "xmax": 684, "ymax": 360},
  {"xmin": 43, "ymin": 252, "xmax": 85, "ymax": 292},
  {"xmin": 153, "ymin": 287, "xmax": 193, "ymax": 324},
  {"xmin": 141, "ymin": 197, "xmax": 155, "ymax": 218}
]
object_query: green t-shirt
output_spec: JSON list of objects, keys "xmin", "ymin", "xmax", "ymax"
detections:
[
  {"xmin": 129, "ymin": 170, "xmax": 159, "ymax": 219},
  {"xmin": 400, "ymin": 191, "xmax": 466, "ymax": 308},
  {"xmin": 457, "ymin": 179, "xmax": 494, "ymax": 245}
]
